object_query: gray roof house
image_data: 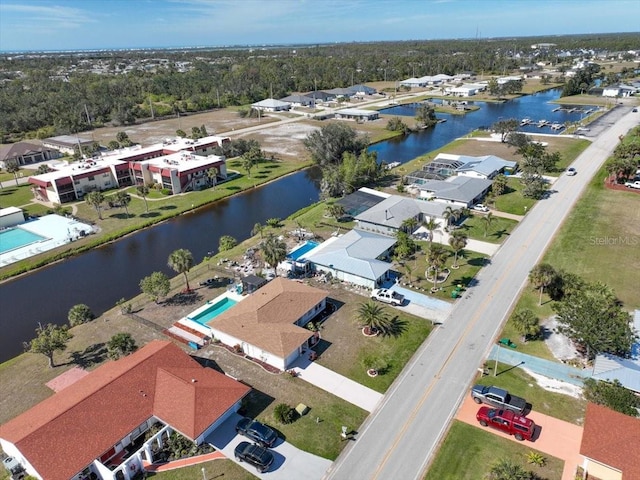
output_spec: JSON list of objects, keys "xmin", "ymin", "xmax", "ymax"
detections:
[
  {"xmin": 306, "ymin": 229, "xmax": 396, "ymax": 289},
  {"xmin": 591, "ymin": 310, "xmax": 640, "ymax": 393},
  {"xmin": 455, "ymin": 155, "xmax": 517, "ymax": 179},
  {"xmin": 417, "ymin": 176, "xmax": 493, "ymax": 207},
  {"xmin": 322, "ymin": 87, "xmax": 354, "ymax": 98},
  {"xmin": 347, "ymin": 84, "xmax": 377, "ymax": 96},
  {"xmin": 334, "ymin": 108, "xmax": 380, "ymax": 122},
  {"xmin": 355, "ymin": 195, "xmax": 447, "ymax": 237},
  {"xmin": 0, "ymin": 141, "xmax": 61, "ymax": 168},
  {"xmin": 279, "ymin": 94, "xmax": 316, "ymax": 107},
  {"xmin": 304, "ymin": 91, "xmax": 335, "ymax": 102},
  {"xmin": 251, "ymin": 98, "xmax": 291, "ymax": 111}
]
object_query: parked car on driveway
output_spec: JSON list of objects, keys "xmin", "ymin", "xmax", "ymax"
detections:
[
  {"xmin": 370, "ymin": 288, "xmax": 404, "ymax": 306},
  {"xmin": 236, "ymin": 417, "xmax": 278, "ymax": 448},
  {"xmin": 234, "ymin": 441, "xmax": 274, "ymax": 473},
  {"xmin": 472, "ymin": 203, "xmax": 490, "ymax": 212},
  {"xmin": 625, "ymin": 180, "xmax": 640, "ymax": 189},
  {"xmin": 476, "ymin": 407, "xmax": 536, "ymax": 441},
  {"xmin": 471, "ymin": 385, "xmax": 527, "ymax": 414},
  {"xmin": 566, "ymin": 167, "xmax": 577, "ymax": 176}
]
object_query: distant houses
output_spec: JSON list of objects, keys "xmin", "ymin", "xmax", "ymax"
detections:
[{"xmin": 0, "ymin": 141, "xmax": 61, "ymax": 169}]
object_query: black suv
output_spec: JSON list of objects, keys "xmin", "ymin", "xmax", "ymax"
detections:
[
  {"xmin": 235, "ymin": 417, "xmax": 278, "ymax": 448},
  {"xmin": 234, "ymin": 441, "xmax": 274, "ymax": 473}
]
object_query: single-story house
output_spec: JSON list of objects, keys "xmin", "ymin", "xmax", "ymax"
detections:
[
  {"xmin": 250, "ymin": 98, "xmax": 291, "ymax": 112},
  {"xmin": 321, "ymin": 87, "xmax": 354, "ymax": 98},
  {"xmin": 305, "ymin": 229, "xmax": 396, "ymax": 289},
  {"xmin": 602, "ymin": 84, "xmax": 638, "ymax": 98},
  {"xmin": 347, "ymin": 84, "xmax": 377, "ymax": 96},
  {"xmin": 497, "ymin": 75, "xmax": 523, "ymax": 85},
  {"xmin": 0, "ymin": 341, "xmax": 250, "ymax": 480},
  {"xmin": 592, "ymin": 310, "xmax": 640, "ymax": 393},
  {"xmin": 334, "ymin": 108, "xmax": 380, "ymax": 122},
  {"xmin": 279, "ymin": 94, "xmax": 316, "ymax": 107},
  {"xmin": 42, "ymin": 135, "xmax": 96, "ymax": 156},
  {"xmin": 445, "ymin": 85, "xmax": 479, "ymax": 97},
  {"xmin": 0, "ymin": 141, "xmax": 61, "ymax": 168},
  {"xmin": 208, "ymin": 278, "xmax": 327, "ymax": 371},
  {"xmin": 355, "ymin": 194, "xmax": 448, "ymax": 237},
  {"xmin": 303, "ymin": 90, "xmax": 335, "ymax": 103},
  {"xmin": 0, "ymin": 206, "xmax": 25, "ymax": 229},
  {"xmin": 399, "ymin": 77, "xmax": 426, "ymax": 88},
  {"xmin": 416, "ymin": 176, "xmax": 493, "ymax": 208},
  {"xmin": 579, "ymin": 403, "xmax": 640, "ymax": 480},
  {"xmin": 432, "ymin": 153, "xmax": 517, "ymax": 179}
]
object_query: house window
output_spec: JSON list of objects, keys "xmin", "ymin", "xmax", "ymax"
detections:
[{"xmin": 88, "ymin": 176, "xmax": 95, "ymax": 181}]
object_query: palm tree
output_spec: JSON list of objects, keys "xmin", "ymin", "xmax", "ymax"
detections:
[
  {"xmin": 168, "ymin": 248, "xmax": 194, "ymax": 292},
  {"xmin": 327, "ymin": 203, "xmax": 346, "ymax": 222},
  {"xmin": 529, "ymin": 263, "xmax": 556, "ymax": 305},
  {"xmin": 136, "ymin": 184, "xmax": 150, "ymax": 213},
  {"xmin": 114, "ymin": 191, "xmax": 131, "ymax": 218},
  {"xmin": 448, "ymin": 231, "xmax": 468, "ymax": 269},
  {"xmin": 261, "ymin": 234, "xmax": 287, "ymax": 272},
  {"xmin": 481, "ymin": 211, "xmax": 494, "ymax": 238},
  {"xmin": 401, "ymin": 216, "xmax": 419, "ymax": 235},
  {"xmin": 486, "ymin": 458, "xmax": 532, "ymax": 480},
  {"xmin": 5, "ymin": 160, "xmax": 20, "ymax": 186},
  {"xmin": 422, "ymin": 217, "xmax": 439, "ymax": 245},
  {"xmin": 85, "ymin": 191, "xmax": 105, "ymax": 220},
  {"xmin": 251, "ymin": 222, "xmax": 264, "ymax": 239},
  {"xmin": 427, "ymin": 244, "xmax": 448, "ymax": 292},
  {"xmin": 356, "ymin": 301, "xmax": 393, "ymax": 336},
  {"xmin": 442, "ymin": 206, "xmax": 457, "ymax": 231},
  {"xmin": 206, "ymin": 167, "xmax": 218, "ymax": 187}
]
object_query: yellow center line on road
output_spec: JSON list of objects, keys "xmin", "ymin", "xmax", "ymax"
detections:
[{"xmin": 370, "ymin": 225, "xmax": 542, "ymax": 480}]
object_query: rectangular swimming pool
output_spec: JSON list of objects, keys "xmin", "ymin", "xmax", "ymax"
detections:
[
  {"xmin": 0, "ymin": 228, "xmax": 47, "ymax": 254},
  {"xmin": 188, "ymin": 297, "xmax": 237, "ymax": 325},
  {"xmin": 287, "ymin": 241, "xmax": 320, "ymax": 261}
]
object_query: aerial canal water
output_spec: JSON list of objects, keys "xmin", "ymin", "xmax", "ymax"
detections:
[{"xmin": 0, "ymin": 88, "xmax": 594, "ymax": 362}]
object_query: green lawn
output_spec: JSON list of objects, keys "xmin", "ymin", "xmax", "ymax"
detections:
[
  {"xmin": 345, "ymin": 310, "xmax": 432, "ymax": 393},
  {"xmin": 424, "ymin": 421, "xmax": 564, "ymax": 480},
  {"xmin": 493, "ymin": 177, "xmax": 537, "ymax": 215},
  {"xmin": 543, "ymin": 168, "xmax": 640, "ymax": 310},
  {"xmin": 0, "ymin": 183, "xmax": 35, "ymax": 207},
  {"xmin": 475, "ymin": 363, "xmax": 586, "ymax": 424},
  {"xmin": 148, "ymin": 459, "xmax": 257, "ymax": 480},
  {"xmin": 458, "ymin": 215, "xmax": 519, "ymax": 243}
]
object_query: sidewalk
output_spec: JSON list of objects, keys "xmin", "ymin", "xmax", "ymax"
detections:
[
  {"xmin": 291, "ymin": 356, "xmax": 383, "ymax": 412},
  {"xmin": 488, "ymin": 345, "xmax": 591, "ymax": 386},
  {"xmin": 457, "ymin": 396, "xmax": 583, "ymax": 480}
]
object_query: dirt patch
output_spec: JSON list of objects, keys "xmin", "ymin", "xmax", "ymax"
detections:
[
  {"xmin": 523, "ymin": 368, "xmax": 583, "ymax": 399},
  {"xmin": 541, "ymin": 316, "xmax": 580, "ymax": 362},
  {"xmin": 238, "ymin": 121, "xmax": 319, "ymax": 159}
]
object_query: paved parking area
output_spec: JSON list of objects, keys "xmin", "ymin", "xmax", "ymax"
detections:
[
  {"xmin": 456, "ymin": 396, "xmax": 583, "ymax": 480},
  {"xmin": 206, "ymin": 413, "xmax": 332, "ymax": 479}
]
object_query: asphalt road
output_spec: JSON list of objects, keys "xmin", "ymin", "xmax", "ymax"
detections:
[{"xmin": 324, "ymin": 108, "xmax": 640, "ymax": 480}]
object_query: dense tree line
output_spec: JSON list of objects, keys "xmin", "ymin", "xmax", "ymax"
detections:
[{"xmin": 1, "ymin": 33, "xmax": 638, "ymax": 142}]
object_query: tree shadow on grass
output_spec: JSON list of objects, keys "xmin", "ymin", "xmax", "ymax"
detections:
[
  {"xmin": 158, "ymin": 205, "xmax": 177, "ymax": 210},
  {"xmin": 226, "ymin": 186, "xmax": 241, "ymax": 191},
  {"xmin": 109, "ymin": 213, "xmax": 130, "ymax": 220},
  {"xmin": 253, "ymin": 174, "xmax": 267, "ymax": 179},
  {"xmin": 379, "ymin": 316, "xmax": 408, "ymax": 339},
  {"xmin": 67, "ymin": 342, "xmax": 108, "ymax": 368},
  {"xmin": 140, "ymin": 211, "xmax": 161, "ymax": 218},
  {"xmin": 490, "ymin": 229, "xmax": 509, "ymax": 240}
]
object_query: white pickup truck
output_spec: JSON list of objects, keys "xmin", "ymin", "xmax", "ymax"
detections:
[
  {"xmin": 625, "ymin": 180, "xmax": 640, "ymax": 190},
  {"xmin": 370, "ymin": 288, "xmax": 405, "ymax": 306}
]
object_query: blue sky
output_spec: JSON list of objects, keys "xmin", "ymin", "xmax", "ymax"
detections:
[{"xmin": 1, "ymin": 0, "xmax": 639, "ymax": 52}]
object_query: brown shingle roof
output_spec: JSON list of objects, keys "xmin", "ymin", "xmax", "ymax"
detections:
[
  {"xmin": 580, "ymin": 403, "xmax": 640, "ymax": 478},
  {"xmin": 209, "ymin": 278, "xmax": 327, "ymax": 358},
  {"xmin": 0, "ymin": 141, "xmax": 47, "ymax": 162},
  {"xmin": 0, "ymin": 341, "xmax": 249, "ymax": 480}
]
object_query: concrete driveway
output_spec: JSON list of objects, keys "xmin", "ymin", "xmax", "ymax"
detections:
[
  {"xmin": 456, "ymin": 396, "xmax": 583, "ymax": 480},
  {"xmin": 206, "ymin": 413, "xmax": 332, "ymax": 480}
]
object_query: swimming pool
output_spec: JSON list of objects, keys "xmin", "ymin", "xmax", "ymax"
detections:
[
  {"xmin": 188, "ymin": 297, "xmax": 237, "ymax": 325},
  {"xmin": 0, "ymin": 228, "xmax": 47, "ymax": 254},
  {"xmin": 287, "ymin": 241, "xmax": 320, "ymax": 261}
]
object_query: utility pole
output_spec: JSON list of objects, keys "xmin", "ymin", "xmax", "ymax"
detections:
[
  {"xmin": 216, "ymin": 88, "xmax": 220, "ymax": 108},
  {"xmin": 149, "ymin": 98, "xmax": 154, "ymax": 119}
]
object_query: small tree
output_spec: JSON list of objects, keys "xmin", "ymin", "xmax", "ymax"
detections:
[
  {"xmin": 252, "ymin": 222, "xmax": 264, "ymax": 239},
  {"xmin": 327, "ymin": 203, "xmax": 346, "ymax": 222},
  {"xmin": 491, "ymin": 118, "xmax": 519, "ymax": 143},
  {"xmin": 512, "ymin": 309, "xmax": 540, "ymax": 341},
  {"xmin": 427, "ymin": 244, "xmax": 448, "ymax": 292},
  {"xmin": 356, "ymin": 301, "xmax": 394, "ymax": 336},
  {"xmin": 266, "ymin": 217, "xmax": 281, "ymax": 228},
  {"xmin": 136, "ymin": 184, "xmax": 150, "ymax": 213},
  {"xmin": 219, "ymin": 235, "xmax": 237, "ymax": 253},
  {"xmin": 140, "ymin": 271, "xmax": 171, "ymax": 303},
  {"xmin": 491, "ymin": 174, "xmax": 508, "ymax": 196},
  {"xmin": 5, "ymin": 159, "xmax": 21, "ymax": 186},
  {"xmin": 113, "ymin": 191, "xmax": 132, "ymax": 217},
  {"xmin": 448, "ymin": 231, "xmax": 468, "ymax": 269},
  {"xmin": 274, "ymin": 403, "xmax": 297, "ymax": 424},
  {"xmin": 583, "ymin": 378, "xmax": 640, "ymax": 417},
  {"xmin": 86, "ymin": 191, "xmax": 105, "ymax": 220},
  {"xmin": 529, "ymin": 263, "xmax": 557, "ymax": 305},
  {"xmin": 168, "ymin": 249, "xmax": 194, "ymax": 292},
  {"xmin": 481, "ymin": 211, "xmax": 494, "ymax": 238},
  {"xmin": 261, "ymin": 234, "xmax": 287, "ymax": 271},
  {"xmin": 68, "ymin": 304, "xmax": 94, "ymax": 327},
  {"xmin": 28, "ymin": 323, "xmax": 73, "ymax": 368},
  {"xmin": 107, "ymin": 333, "xmax": 138, "ymax": 360}
]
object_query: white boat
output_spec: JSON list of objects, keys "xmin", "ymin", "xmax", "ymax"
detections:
[
  {"xmin": 537, "ymin": 119, "xmax": 549, "ymax": 127},
  {"xmin": 520, "ymin": 118, "xmax": 532, "ymax": 126},
  {"xmin": 550, "ymin": 123, "xmax": 564, "ymax": 130},
  {"xmin": 385, "ymin": 161, "xmax": 401, "ymax": 170}
]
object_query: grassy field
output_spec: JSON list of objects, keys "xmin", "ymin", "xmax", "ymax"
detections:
[
  {"xmin": 474, "ymin": 363, "xmax": 585, "ymax": 424},
  {"xmin": 494, "ymin": 177, "xmax": 538, "ymax": 215},
  {"xmin": 458, "ymin": 214, "xmax": 520, "ymax": 243},
  {"xmin": 424, "ymin": 421, "xmax": 564, "ymax": 480}
]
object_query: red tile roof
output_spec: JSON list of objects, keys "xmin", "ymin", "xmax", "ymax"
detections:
[
  {"xmin": 209, "ymin": 278, "xmax": 327, "ymax": 358},
  {"xmin": 0, "ymin": 341, "xmax": 249, "ymax": 480},
  {"xmin": 580, "ymin": 403, "xmax": 640, "ymax": 478}
]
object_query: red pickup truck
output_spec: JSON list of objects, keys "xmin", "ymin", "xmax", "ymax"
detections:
[{"xmin": 476, "ymin": 407, "xmax": 536, "ymax": 441}]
